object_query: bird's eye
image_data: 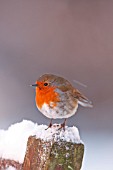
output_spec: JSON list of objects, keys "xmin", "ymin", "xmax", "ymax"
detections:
[{"xmin": 44, "ymin": 82, "xmax": 48, "ymax": 86}]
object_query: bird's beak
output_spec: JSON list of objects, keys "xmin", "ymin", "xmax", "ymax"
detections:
[{"xmin": 30, "ymin": 84, "xmax": 38, "ymax": 87}]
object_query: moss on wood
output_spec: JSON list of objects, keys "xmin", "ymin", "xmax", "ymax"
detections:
[{"xmin": 23, "ymin": 136, "xmax": 84, "ymax": 170}]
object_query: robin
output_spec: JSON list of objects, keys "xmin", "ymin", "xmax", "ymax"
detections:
[{"xmin": 31, "ymin": 74, "xmax": 93, "ymax": 129}]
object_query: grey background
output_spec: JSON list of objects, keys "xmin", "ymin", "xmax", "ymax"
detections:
[{"xmin": 0, "ymin": 1, "xmax": 113, "ymax": 169}]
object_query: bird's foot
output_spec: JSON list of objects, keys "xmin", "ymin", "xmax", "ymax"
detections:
[
  {"xmin": 58, "ymin": 123, "xmax": 65, "ymax": 131},
  {"xmin": 58, "ymin": 119, "xmax": 67, "ymax": 131},
  {"xmin": 45, "ymin": 122, "xmax": 52, "ymax": 130}
]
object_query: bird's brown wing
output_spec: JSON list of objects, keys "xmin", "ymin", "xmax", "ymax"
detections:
[{"xmin": 73, "ymin": 88, "xmax": 93, "ymax": 107}]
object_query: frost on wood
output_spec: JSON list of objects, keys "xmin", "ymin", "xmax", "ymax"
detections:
[
  {"xmin": 23, "ymin": 124, "xmax": 84, "ymax": 170},
  {"xmin": 0, "ymin": 158, "xmax": 22, "ymax": 170},
  {"xmin": 23, "ymin": 136, "xmax": 84, "ymax": 170}
]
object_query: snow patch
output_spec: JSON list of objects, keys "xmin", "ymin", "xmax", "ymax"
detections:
[
  {"xmin": 0, "ymin": 120, "xmax": 82, "ymax": 164},
  {"xmin": 6, "ymin": 166, "xmax": 16, "ymax": 170}
]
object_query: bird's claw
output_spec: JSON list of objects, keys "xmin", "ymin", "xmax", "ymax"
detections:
[{"xmin": 45, "ymin": 122, "xmax": 52, "ymax": 130}]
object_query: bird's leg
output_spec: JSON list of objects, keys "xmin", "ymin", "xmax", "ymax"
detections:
[
  {"xmin": 60, "ymin": 118, "xmax": 67, "ymax": 130},
  {"xmin": 48, "ymin": 118, "xmax": 53, "ymax": 127},
  {"xmin": 45, "ymin": 119, "xmax": 53, "ymax": 130}
]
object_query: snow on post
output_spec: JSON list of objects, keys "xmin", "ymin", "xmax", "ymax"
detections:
[
  {"xmin": 23, "ymin": 123, "xmax": 84, "ymax": 170},
  {"xmin": 0, "ymin": 120, "xmax": 84, "ymax": 170}
]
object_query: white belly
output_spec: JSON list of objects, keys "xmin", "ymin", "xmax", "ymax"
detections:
[{"xmin": 37, "ymin": 102, "xmax": 78, "ymax": 119}]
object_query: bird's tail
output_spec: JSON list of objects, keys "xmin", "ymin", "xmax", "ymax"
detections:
[
  {"xmin": 78, "ymin": 98, "xmax": 93, "ymax": 108},
  {"xmin": 73, "ymin": 88, "xmax": 93, "ymax": 108}
]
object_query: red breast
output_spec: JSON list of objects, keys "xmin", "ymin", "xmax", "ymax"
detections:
[{"xmin": 35, "ymin": 81, "xmax": 60, "ymax": 109}]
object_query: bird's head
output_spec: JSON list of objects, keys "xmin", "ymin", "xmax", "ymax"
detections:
[
  {"xmin": 31, "ymin": 73, "xmax": 72, "ymax": 93},
  {"xmin": 31, "ymin": 74, "xmax": 56, "ymax": 92}
]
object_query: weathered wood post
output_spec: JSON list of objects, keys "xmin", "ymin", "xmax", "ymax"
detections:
[{"xmin": 23, "ymin": 124, "xmax": 84, "ymax": 170}]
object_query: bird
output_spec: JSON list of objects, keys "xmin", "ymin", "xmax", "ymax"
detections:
[{"xmin": 31, "ymin": 74, "xmax": 93, "ymax": 130}]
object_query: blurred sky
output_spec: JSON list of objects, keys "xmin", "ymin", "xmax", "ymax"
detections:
[{"xmin": 0, "ymin": 0, "xmax": 113, "ymax": 169}]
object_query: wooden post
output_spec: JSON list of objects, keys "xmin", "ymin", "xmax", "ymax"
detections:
[{"xmin": 23, "ymin": 129, "xmax": 84, "ymax": 170}]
